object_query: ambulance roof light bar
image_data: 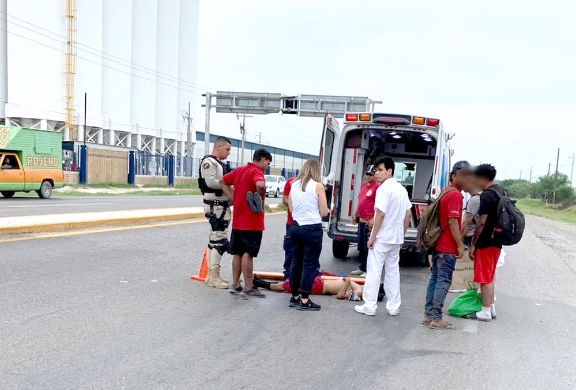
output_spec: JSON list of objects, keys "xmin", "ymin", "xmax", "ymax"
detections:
[{"xmin": 345, "ymin": 113, "xmax": 440, "ymax": 127}]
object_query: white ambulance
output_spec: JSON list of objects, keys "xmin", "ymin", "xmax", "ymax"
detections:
[{"xmin": 319, "ymin": 112, "xmax": 453, "ymax": 264}]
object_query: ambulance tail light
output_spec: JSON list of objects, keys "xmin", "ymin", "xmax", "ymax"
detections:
[
  {"xmin": 330, "ymin": 181, "xmax": 338, "ymax": 216},
  {"xmin": 426, "ymin": 118, "xmax": 439, "ymax": 127},
  {"xmin": 412, "ymin": 117, "xmax": 425, "ymax": 125},
  {"xmin": 414, "ymin": 204, "xmax": 429, "ymax": 219},
  {"xmin": 345, "ymin": 113, "xmax": 358, "ymax": 122},
  {"xmin": 359, "ymin": 113, "xmax": 371, "ymax": 121}
]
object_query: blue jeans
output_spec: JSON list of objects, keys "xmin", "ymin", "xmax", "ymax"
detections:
[
  {"xmin": 425, "ymin": 252, "xmax": 457, "ymax": 321},
  {"xmin": 357, "ymin": 222, "xmax": 369, "ymax": 272},
  {"xmin": 290, "ymin": 222, "xmax": 323, "ymax": 299},
  {"xmin": 283, "ymin": 223, "xmax": 292, "ymax": 280}
]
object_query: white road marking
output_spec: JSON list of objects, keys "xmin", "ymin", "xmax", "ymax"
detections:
[{"xmin": 6, "ymin": 203, "xmax": 111, "ymax": 208}]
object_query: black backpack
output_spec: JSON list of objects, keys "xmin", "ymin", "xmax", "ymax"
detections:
[{"xmin": 487, "ymin": 186, "xmax": 525, "ymax": 246}]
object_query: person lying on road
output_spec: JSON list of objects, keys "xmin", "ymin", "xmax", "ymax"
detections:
[{"xmin": 253, "ymin": 276, "xmax": 381, "ymax": 302}]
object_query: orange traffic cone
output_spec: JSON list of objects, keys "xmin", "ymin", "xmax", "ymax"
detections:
[{"xmin": 190, "ymin": 246, "xmax": 209, "ymax": 282}]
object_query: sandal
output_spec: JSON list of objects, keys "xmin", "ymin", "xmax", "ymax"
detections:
[
  {"xmin": 430, "ymin": 322, "xmax": 456, "ymax": 330},
  {"xmin": 421, "ymin": 318, "xmax": 433, "ymax": 325}
]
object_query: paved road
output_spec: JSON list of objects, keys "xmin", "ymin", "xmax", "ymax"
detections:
[
  {"xmin": 0, "ymin": 195, "xmax": 285, "ymax": 218},
  {"xmin": 1, "ymin": 215, "xmax": 575, "ymax": 389}
]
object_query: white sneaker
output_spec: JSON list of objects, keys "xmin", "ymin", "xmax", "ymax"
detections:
[
  {"xmin": 351, "ymin": 269, "xmax": 364, "ymax": 276},
  {"xmin": 354, "ymin": 305, "xmax": 375, "ymax": 316},
  {"xmin": 358, "ymin": 272, "xmax": 367, "ymax": 278},
  {"xmin": 388, "ymin": 311, "xmax": 399, "ymax": 316},
  {"xmin": 475, "ymin": 310, "xmax": 492, "ymax": 322}
]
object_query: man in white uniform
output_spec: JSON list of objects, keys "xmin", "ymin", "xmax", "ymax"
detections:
[{"xmin": 354, "ymin": 157, "xmax": 412, "ymax": 317}]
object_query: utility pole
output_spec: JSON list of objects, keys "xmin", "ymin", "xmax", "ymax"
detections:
[
  {"xmin": 181, "ymin": 102, "xmax": 193, "ymax": 174},
  {"xmin": 519, "ymin": 170, "xmax": 522, "ymax": 180},
  {"xmin": 529, "ymin": 166, "xmax": 533, "ymax": 183},
  {"xmin": 255, "ymin": 132, "xmax": 262, "ymax": 144},
  {"xmin": 548, "ymin": 163, "xmax": 551, "ymax": 176},
  {"xmin": 553, "ymin": 148, "xmax": 560, "ymax": 204},
  {"xmin": 570, "ymin": 154, "xmax": 575, "ymax": 187},
  {"xmin": 237, "ymin": 114, "xmax": 252, "ymax": 165}
]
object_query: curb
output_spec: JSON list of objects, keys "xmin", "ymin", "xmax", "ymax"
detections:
[{"xmin": 0, "ymin": 212, "xmax": 206, "ymax": 235}]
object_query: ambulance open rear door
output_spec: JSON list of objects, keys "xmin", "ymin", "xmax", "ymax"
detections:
[{"xmin": 319, "ymin": 113, "xmax": 341, "ymax": 231}]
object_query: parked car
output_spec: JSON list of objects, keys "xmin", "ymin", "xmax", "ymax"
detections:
[{"xmin": 264, "ymin": 175, "xmax": 287, "ymax": 198}]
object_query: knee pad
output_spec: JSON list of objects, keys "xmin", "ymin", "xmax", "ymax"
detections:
[{"xmin": 209, "ymin": 237, "xmax": 230, "ymax": 255}]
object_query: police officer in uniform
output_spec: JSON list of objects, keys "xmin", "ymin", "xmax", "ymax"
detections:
[{"xmin": 199, "ymin": 136, "xmax": 233, "ymax": 289}]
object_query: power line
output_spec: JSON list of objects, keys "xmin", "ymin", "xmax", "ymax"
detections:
[{"xmin": 0, "ymin": 12, "xmax": 209, "ymax": 91}]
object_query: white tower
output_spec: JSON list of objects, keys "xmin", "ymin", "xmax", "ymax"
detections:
[{"xmin": 1, "ymin": 0, "xmax": 199, "ymax": 159}]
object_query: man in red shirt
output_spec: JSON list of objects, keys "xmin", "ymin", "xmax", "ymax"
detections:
[
  {"xmin": 423, "ymin": 161, "xmax": 471, "ymax": 330},
  {"xmin": 282, "ymin": 177, "xmax": 296, "ymax": 280},
  {"xmin": 220, "ymin": 149, "xmax": 272, "ymax": 299},
  {"xmin": 352, "ymin": 166, "xmax": 381, "ymax": 277}
]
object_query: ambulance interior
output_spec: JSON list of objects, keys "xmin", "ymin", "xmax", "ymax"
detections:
[{"xmin": 338, "ymin": 128, "xmax": 437, "ymax": 225}]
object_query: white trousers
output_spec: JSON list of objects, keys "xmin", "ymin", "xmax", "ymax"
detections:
[{"xmin": 363, "ymin": 242, "xmax": 402, "ymax": 313}]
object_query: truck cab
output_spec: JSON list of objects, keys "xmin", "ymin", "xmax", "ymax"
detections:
[
  {"xmin": 319, "ymin": 112, "xmax": 452, "ymax": 264},
  {"xmin": 0, "ymin": 126, "xmax": 64, "ymax": 199}
]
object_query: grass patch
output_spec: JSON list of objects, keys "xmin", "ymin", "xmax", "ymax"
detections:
[
  {"xmin": 277, "ymin": 203, "xmax": 288, "ymax": 211},
  {"xmin": 516, "ymin": 199, "xmax": 576, "ymax": 225},
  {"xmin": 264, "ymin": 204, "xmax": 272, "ymax": 213}
]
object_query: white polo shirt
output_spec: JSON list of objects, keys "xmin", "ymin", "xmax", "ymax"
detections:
[{"xmin": 374, "ymin": 178, "xmax": 412, "ymax": 245}]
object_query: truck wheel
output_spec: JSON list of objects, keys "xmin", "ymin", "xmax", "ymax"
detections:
[
  {"xmin": 275, "ymin": 189, "xmax": 280, "ymax": 198},
  {"xmin": 1, "ymin": 191, "xmax": 15, "ymax": 198},
  {"xmin": 37, "ymin": 181, "xmax": 53, "ymax": 199},
  {"xmin": 332, "ymin": 240, "xmax": 349, "ymax": 259}
]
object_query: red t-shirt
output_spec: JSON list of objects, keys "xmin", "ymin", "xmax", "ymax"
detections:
[
  {"xmin": 283, "ymin": 177, "xmax": 296, "ymax": 225},
  {"xmin": 435, "ymin": 183, "xmax": 463, "ymax": 254},
  {"xmin": 356, "ymin": 181, "xmax": 381, "ymax": 220},
  {"xmin": 222, "ymin": 162, "xmax": 266, "ymax": 231}
]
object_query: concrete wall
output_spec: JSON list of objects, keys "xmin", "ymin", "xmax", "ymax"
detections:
[
  {"xmin": 87, "ymin": 149, "xmax": 128, "ymax": 183},
  {"xmin": 134, "ymin": 176, "xmax": 196, "ymax": 186},
  {"xmin": 64, "ymin": 171, "xmax": 80, "ymax": 185}
]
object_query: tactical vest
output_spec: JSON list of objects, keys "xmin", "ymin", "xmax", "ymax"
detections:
[{"xmin": 198, "ymin": 155, "xmax": 232, "ymax": 197}]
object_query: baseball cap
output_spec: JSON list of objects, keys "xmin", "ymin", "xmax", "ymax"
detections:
[
  {"xmin": 451, "ymin": 160, "xmax": 473, "ymax": 174},
  {"xmin": 365, "ymin": 165, "xmax": 375, "ymax": 176}
]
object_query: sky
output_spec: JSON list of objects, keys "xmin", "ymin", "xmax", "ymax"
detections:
[{"xmin": 196, "ymin": 0, "xmax": 576, "ymax": 182}]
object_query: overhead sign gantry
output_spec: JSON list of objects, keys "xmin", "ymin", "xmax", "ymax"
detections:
[{"xmin": 201, "ymin": 91, "xmax": 381, "ymax": 157}]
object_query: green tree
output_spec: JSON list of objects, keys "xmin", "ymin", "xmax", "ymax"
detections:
[{"xmin": 533, "ymin": 174, "xmax": 575, "ymax": 202}]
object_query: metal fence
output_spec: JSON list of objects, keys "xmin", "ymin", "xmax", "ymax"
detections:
[{"xmin": 61, "ymin": 146, "xmax": 300, "ymax": 179}]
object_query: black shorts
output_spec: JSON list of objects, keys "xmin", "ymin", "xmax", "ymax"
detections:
[{"xmin": 230, "ymin": 229, "xmax": 263, "ymax": 258}]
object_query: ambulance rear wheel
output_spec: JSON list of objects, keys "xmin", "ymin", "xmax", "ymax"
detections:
[
  {"xmin": 1, "ymin": 191, "xmax": 15, "ymax": 198},
  {"xmin": 37, "ymin": 181, "xmax": 53, "ymax": 199},
  {"xmin": 332, "ymin": 240, "xmax": 349, "ymax": 259}
]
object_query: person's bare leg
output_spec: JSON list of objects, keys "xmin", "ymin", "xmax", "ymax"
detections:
[
  {"xmin": 242, "ymin": 253, "xmax": 254, "ymax": 290},
  {"xmin": 232, "ymin": 255, "xmax": 242, "ymax": 286},
  {"xmin": 481, "ymin": 283, "xmax": 495, "ymax": 307}
]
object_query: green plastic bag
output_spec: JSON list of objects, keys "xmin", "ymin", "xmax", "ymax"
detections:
[{"xmin": 447, "ymin": 286, "xmax": 482, "ymax": 317}]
